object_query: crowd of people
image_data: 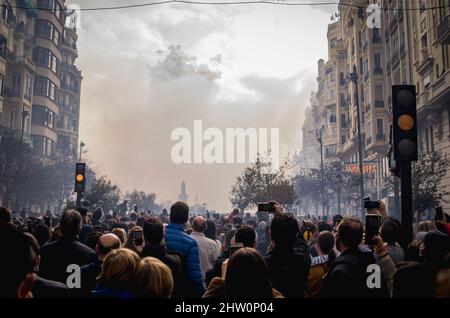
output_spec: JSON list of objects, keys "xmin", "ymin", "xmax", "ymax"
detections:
[{"xmin": 0, "ymin": 200, "xmax": 449, "ymax": 298}]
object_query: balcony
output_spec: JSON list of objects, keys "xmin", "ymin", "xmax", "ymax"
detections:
[
  {"xmin": 60, "ymin": 62, "xmax": 82, "ymax": 76},
  {"xmin": 366, "ymin": 137, "xmax": 373, "ymax": 146},
  {"xmin": 373, "ymin": 67, "xmax": 383, "ymax": 75},
  {"xmin": 372, "ymin": 36, "xmax": 381, "ymax": 44},
  {"xmin": 437, "ymin": 15, "xmax": 450, "ymax": 45},
  {"xmin": 375, "ymin": 100, "xmax": 385, "ymax": 108},
  {"xmin": 415, "ymin": 47, "xmax": 434, "ymax": 75},
  {"xmin": 15, "ymin": 22, "xmax": 26, "ymax": 39}
]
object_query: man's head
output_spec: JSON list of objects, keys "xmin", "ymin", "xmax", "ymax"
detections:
[
  {"xmin": 170, "ymin": 201, "xmax": 189, "ymax": 225},
  {"xmin": 0, "ymin": 207, "xmax": 12, "ymax": 226},
  {"xmin": 234, "ymin": 225, "xmax": 256, "ymax": 248},
  {"xmin": 96, "ymin": 233, "xmax": 121, "ymax": 259},
  {"xmin": 335, "ymin": 217, "xmax": 363, "ymax": 252},
  {"xmin": 60, "ymin": 210, "xmax": 82, "ymax": 239},
  {"xmin": 143, "ymin": 218, "xmax": 164, "ymax": 244},
  {"xmin": 332, "ymin": 214, "xmax": 343, "ymax": 228},
  {"xmin": 380, "ymin": 217, "xmax": 401, "ymax": 245},
  {"xmin": 0, "ymin": 227, "xmax": 34, "ymax": 297},
  {"xmin": 192, "ymin": 216, "xmax": 207, "ymax": 233},
  {"xmin": 271, "ymin": 214, "xmax": 299, "ymax": 248}
]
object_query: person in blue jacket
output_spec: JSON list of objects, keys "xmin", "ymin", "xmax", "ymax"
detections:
[{"xmin": 165, "ymin": 201, "xmax": 204, "ymax": 297}]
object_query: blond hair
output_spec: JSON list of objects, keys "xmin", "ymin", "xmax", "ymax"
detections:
[
  {"xmin": 111, "ymin": 228, "xmax": 127, "ymax": 245},
  {"xmin": 135, "ymin": 257, "xmax": 174, "ymax": 298},
  {"xmin": 98, "ymin": 248, "xmax": 140, "ymax": 289}
]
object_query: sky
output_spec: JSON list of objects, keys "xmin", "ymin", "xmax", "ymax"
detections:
[{"xmin": 70, "ymin": 0, "xmax": 338, "ymax": 212}]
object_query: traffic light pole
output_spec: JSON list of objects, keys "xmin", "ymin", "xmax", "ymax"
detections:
[
  {"xmin": 400, "ymin": 161, "xmax": 413, "ymax": 246},
  {"xmin": 76, "ymin": 192, "xmax": 82, "ymax": 210}
]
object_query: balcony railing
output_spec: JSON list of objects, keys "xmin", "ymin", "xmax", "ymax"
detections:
[
  {"xmin": 437, "ymin": 15, "xmax": 450, "ymax": 45},
  {"xmin": 366, "ymin": 137, "xmax": 373, "ymax": 146},
  {"xmin": 375, "ymin": 100, "xmax": 385, "ymax": 108},
  {"xmin": 373, "ymin": 67, "xmax": 383, "ymax": 75},
  {"xmin": 366, "ymin": 104, "xmax": 371, "ymax": 113}
]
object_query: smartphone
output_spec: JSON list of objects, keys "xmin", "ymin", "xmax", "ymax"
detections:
[
  {"xmin": 229, "ymin": 243, "xmax": 244, "ymax": 257},
  {"xmin": 133, "ymin": 231, "xmax": 143, "ymax": 246},
  {"xmin": 365, "ymin": 214, "xmax": 381, "ymax": 242},
  {"xmin": 364, "ymin": 197, "xmax": 380, "ymax": 210},
  {"xmin": 258, "ymin": 202, "xmax": 275, "ymax": 213},
  {"xmin": 435, "ymin": 206, "xmax": 444, "ymax": 221}
]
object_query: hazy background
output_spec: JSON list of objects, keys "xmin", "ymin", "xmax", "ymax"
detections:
[{"xmin": 70, "ymin": 0, "xmax": 338, "ymax": 211}]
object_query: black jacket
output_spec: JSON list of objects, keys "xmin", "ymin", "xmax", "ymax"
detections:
[
  {"xmin": 141, "ymin": 243, "xmax": 182, "ymax": 277},
  {"xmin": 321, "ymin": 246, "xmax": 379, "ymax": 298},
  {"xmin": 32, "ymin": 275, "xmax": 70, "ymax": 298},
  {"xmin": 73, "ymin": 259, "xmax": 104, "ymax": 298},
  {"xmin": 39, "ymin": 237, "xmax": 97, "ymax": 284},
  {"xmin": 265, "ymin": 237, "xmax": 311, "ymax": 298},
  {"xmin": 393, "ymin": 261, "xmax": 440, "ymax": 298},
  {"xmin": 205, "ymin": 249, "xmax": 230, "ymax": 287}
]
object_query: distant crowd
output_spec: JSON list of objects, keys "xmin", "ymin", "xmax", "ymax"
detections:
[{"xmin": 1, "ymin": 200, "xmax": 450, "ymax": 298}]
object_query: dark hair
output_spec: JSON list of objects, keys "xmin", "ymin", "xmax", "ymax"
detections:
[
  {"xmin": 78, "ymin": 207, "xmax": 89, "ymax": 216},
  {"xmin": 92, "ymin": 208, "xmax": 103, "ymax": 225},
  {"xmin": 85, "ymin": 231, "xmax": 103, "ymax": 251},
  {"xmin": 33, "ymin": 223, "xmax": 51, "ymax": 247},
  {"xmin": 225, "ymin": 248, "xmax": 272, "ymax": 298},
  {"xmin": 332, "ymin": 214, "xmax": 343, "ymax": 227},
  {"xmin": 317, "ymin": 231, "xmax": 336, "ymax": 263},
  {"xmin": 136, "ymin": 216, "xmax": 146, "ymax": 228},
  {"xmin": 143, "ymin": 218, "xmax": 164, "ymax": 244},
  {"xmin": 337, "ymin": 217, "xmax": 363, "ymax": 248},
  {"xmin": 205, "ymin": 220, "xmax": 217, "ymax": 240},
  {"xmin": 380, "ymin": 217, "xmax": 401, "ymax": 245},
  {"xmin": 271, "ymin": 214, "xmax": 299, "ymax": 248},
  {"xmin": 234, "ymin": 225, "xmax": 256, "ymax": 248},
  {"xmin": 130, "ymin": 212, "xmax": 138, "ymax": 222},
  {"xmin": 318, "ymin": 221, "xmax": 333, "ymax": 233},
  {"xmin": 60, "ymin": 210, "xmax": 82, "ymax": 238},
  {"xmin": 0, "ymin": 207, "xmax": 12, "ymax": 224},
  {"xmin": 170, "ymin": 201, "xmax": 189, "ymax": 224},
  {"xmin": 0, "ymin": 228, "xmax": 34, "ymax": 297},
  {"xmin": 225, "ymin": 228, "xmax": 237, "ymax": 250},
  {"xmin": 192, "ymin": 217, "xmax": 207, "ymax": 233}
]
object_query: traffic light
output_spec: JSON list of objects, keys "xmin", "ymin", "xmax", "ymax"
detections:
[
  {"xmin": 74, "ymin": 163, "xmax": 86, "ymax": 193},
  {"xmin": 392, "ymin": 85, "xmax": 418, "ymax": 162}
]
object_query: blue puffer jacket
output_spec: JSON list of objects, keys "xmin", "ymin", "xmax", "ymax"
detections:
[{"xmin": 165, "ymin": 223, "xmax": 204, "ymax": 296}]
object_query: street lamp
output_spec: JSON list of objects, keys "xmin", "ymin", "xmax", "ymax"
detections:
[
  {"xmin": 79, "ymin": 141, "xmax": 85, "ymax": 162},
  {"xmin": 348, "ymin": 69, "xmax": 365, "ymax": 219}
]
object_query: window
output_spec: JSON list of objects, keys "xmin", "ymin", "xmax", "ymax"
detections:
[
  {"xmin": 9, "ymin": 110, "xmax": 17, "ymax": 129},
  {"xmin": 25, "ymin": 74, "xmax": 32, "ymax": 101},
  {"xmin": 0, "ymin": 74, "xmax": 4, "ymax": 96},
  {"xmin": 34, "ymin": 76, "xmax": 58, "ymax": 101},
  {"xmin": 37, "ymin": 0, "xmax": 62, "ymax": 21},
  {"xmin": 375, "ymin": 85, "xmax": 384, "ymax": 107},
  {"xmin": 421, "ymin": 34, "xmax": 428, "ymax": 49},
  {"xmin": 36, "ymin": 19, "xmax": 60, "ymax": 46},
  {"xmin": 430, "ymin": 126, "xmax": 435, "ymax": 152},
  {"xmin": 34, "ymin": 47, "xmax": 59, "ymax": 73},
  {"xmin": 374, "ymin": 53, "xmax": 382, "ymax": 73},
  {"xmin": 12, "ymin": 73, "xmax": 21, "ymax": 96},
  {"xmin": 377, "ymin": 118, "xmax": 384, "ymax": 139},
  {"xmin": 31, "ymin": 105, "xmax": 56, "ymax": 129}
]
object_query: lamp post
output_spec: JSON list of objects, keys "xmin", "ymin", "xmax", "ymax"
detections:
[
  {"xmin": 349, "ymin": 70, "xmax": 365, "ymax": 219},
  {"xmin": 79, "ymin": 141, "xmax": 85, "ymax": 162}
]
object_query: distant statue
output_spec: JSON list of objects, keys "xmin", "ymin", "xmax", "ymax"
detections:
[{"xmin": 178, "ymin": 181, "xmax": 188, "ymax": 203}]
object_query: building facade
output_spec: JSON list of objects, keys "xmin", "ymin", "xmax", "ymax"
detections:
[
  {"xmin": 300, "ymin": 0, "xmax": 450, "ymax": 214},
  {"xmin": 0, "ymin": 0, "xmax": 82, "ymax": 160}
]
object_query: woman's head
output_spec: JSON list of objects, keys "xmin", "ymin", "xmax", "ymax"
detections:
[
  {"xmin": 135, "ymin": 257, "xmax": 173, "ymax": 298},
  {"xmin": 380, "ymin": 217, "xmax": 401, "ymax": 245},
  {"xmin": 417, "ymin": 220, "xmax": 436, "ymax": 233},
  {"xmin": 124, "ymin": 226, "xmax": 143, "ymax": 252},
  {"xmin": 98, "ymin": 248, "xmax": 140, "ymax": 290},
  {"xmin": 225, "ymin": 247, "xmax": 272, "ymax": 298}
]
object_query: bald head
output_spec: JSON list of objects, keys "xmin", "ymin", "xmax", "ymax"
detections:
[
  {"xmin": 192, "ymin": 216, "xmax": 207, "ymax": 233},
  {"xmin": 97, "ymin": 233, "xmax": 121, "ymax": 258}
]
